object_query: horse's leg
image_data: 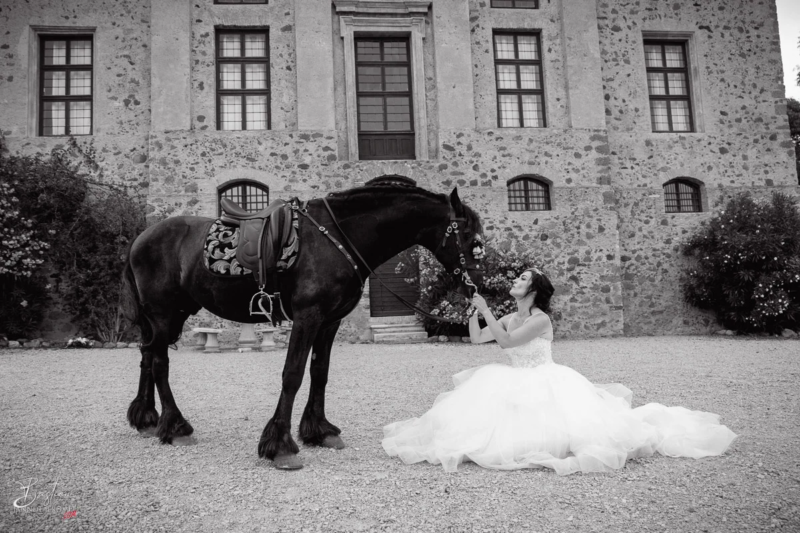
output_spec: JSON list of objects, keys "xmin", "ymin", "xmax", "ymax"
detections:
[
  {"xmin": 150, "ymin": 309, "xmax": 195, "ymax": 445},
  {"xmin": 299, "ymin": 321, "xmax": 344, "ymax": 449},
  {"xmin": 258, "ymin": 313, "xmax": 321, "ymax": 469},
  {"xmin": 126, "ymin": 346, "xmax": 159, "ymax": 436}
]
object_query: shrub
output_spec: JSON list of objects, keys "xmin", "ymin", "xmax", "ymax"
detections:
[
  {"xmin": 681, "ymin": 192, "xmax": 800, "ymax": 333},
  {"xmin": 397, "ymin": 244, "xmax": 548, "ymax": 337},
  {"xmin": 0, "ymin": 136, "xmax": 146, "ymax": 341}
]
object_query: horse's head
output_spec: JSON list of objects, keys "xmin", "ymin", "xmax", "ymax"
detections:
[{"xmin": 432, "ymin": 188, "xmax": 485, "ymax": 298}]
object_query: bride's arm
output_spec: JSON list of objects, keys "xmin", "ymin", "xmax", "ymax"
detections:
[
  {"xmin": 480, "ymin": 311, "xmax": 550, "ymax": 349},
  {"xmin": 469, "ymin": 311, "xmax": 510, "ymax": 344}
]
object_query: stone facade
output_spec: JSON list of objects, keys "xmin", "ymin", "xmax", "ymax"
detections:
[{"xmin": 0, "ymin": 0, "xmax": 796, "ymax": 340}]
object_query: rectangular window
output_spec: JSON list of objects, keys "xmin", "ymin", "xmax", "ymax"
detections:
[
  {"xmin": 491, "ymin": 0, "xmax": 538, "ymax": 8},
  {"xmin": 39, "ymin": 36, "xmax": 93, "ymax": 136},
  {"xmin": 216, "ymin": 29, "xmax": 270, "ymax": 131},
  {"xmin": 355, "ymin": 38, "xmax": 415, "ymax": 160},
  {"xmin": 644, "ymin": 41, "xmax": 693, "ymax": 132},
  {"xmin": 493, "ymin": 32, "xmax": 545, "ymax": 128}
]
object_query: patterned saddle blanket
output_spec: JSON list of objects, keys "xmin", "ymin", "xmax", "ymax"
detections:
[{"xmin": 203, "ymin": 209, "xmax": 299, "ymax": 277}]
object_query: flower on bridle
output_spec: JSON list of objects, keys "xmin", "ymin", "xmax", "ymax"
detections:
[{"xmin": 472, "ymin": 243, "xmax": 486, "ymax": 260}]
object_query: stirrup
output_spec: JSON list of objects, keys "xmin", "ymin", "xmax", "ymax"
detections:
[{"xmin": 249, "ymin": 290, "xmax": 274, "ymax": 323}]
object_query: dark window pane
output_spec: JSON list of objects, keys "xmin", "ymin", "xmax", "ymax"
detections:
[
  {"xmin": 384, "ymin": 66, "xmax": 409, "ymax": 92},
  {"xmin": 383, "ymin": 42, "xmax": 408, "ymax": 62},
  {"xmin": 356, "ymin": 41, "xmax": 381, "ymax": 62},
  {"xmin": 357, "ymin": 66, "xmax": 383, "ymax": 91},
  {"xmin": 44, "ymin": 40, "xmax": 66, "ymax": 65},
  {"xmin": 386, "ymin": 97, "xmax": 411, "ymax": 131},
  {"xmin": 43, "ymin": 71, "xmax": 66, "ymax": 96},
  {"xmin": 43, "ymin": 101, "xmax": 66, "ymax": 135}
]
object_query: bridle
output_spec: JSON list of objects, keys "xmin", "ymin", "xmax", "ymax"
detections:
[
  {"xmin": 433, "ymin": 205, "xmax": 483, "ymax": 298},
  {"xmin": 312, "ymin": 198, "xmax": 483, "ymax": 324}
]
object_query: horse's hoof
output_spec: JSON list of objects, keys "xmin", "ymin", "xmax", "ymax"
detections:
[
  {"xmin": 137, "ymin": 426, "xmax": 158, "ymax": 438},
  {"xmin": 322, "ymin": 435, "xmax": 346, "ymax": 450},
  {"xmin": 172, "ymin": 435, "xmax": 198, "ymax": 446},
  {"xmin": 274, "ymin": 454, "xmax": 303, "ymax": 470}
]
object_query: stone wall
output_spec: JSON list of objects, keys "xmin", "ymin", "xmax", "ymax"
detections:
[{"xmin": 1, "ymin": 0, "xmax": 797, "ymax": 342}]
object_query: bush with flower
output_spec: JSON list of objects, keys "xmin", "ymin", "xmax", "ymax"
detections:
[
  {"xmin": 0, "ymin": 136, "xmax": 146, "ymax": 341},
  {"xmin": 681, "ymin": 192, "xmax": 800, "ymax": 333},
  {"xmin": 396, "ymin": 244, "xmax": 548, "ymax": 337}
]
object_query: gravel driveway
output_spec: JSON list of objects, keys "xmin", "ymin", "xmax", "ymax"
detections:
[{"xmin": 1, "ymin": 336, "xmax": 798, "ymax": 532}]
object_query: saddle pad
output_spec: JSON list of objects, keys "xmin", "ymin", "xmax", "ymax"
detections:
[
  {"xmin": 203, "ymin": 220, "xmax": 253, "ymax": 276},
  {"xmin": 203, "ymin": 217, "xmax": 300, "ymax": 277}
]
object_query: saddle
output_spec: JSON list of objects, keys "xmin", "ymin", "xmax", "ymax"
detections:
[{"xmin": 219, "ymin": 197, "xmax": 298, "ymax": 288}]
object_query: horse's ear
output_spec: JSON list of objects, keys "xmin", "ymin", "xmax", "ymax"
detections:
[{"xmin": 450, "ymin": 187, "xmax": 464, "ymax": 215}]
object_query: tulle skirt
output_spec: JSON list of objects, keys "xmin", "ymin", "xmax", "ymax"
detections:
[{"xmin": 382, "ymin": 363, "xmax": 737, "ymax": 475}]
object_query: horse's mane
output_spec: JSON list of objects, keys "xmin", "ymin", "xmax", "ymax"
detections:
[{"xmin": 326, "ymin": 181, "xmax": 483, "ymax": 235}]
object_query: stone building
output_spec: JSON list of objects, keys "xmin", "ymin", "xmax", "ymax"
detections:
[{"xmin": 1, "ymin": 0, "xmax": 796, "ymax": 340}]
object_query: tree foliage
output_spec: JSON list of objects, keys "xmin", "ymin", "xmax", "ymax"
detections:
[
  {"xmin": 0, "ymin": 137, "xmax": 146, "ymax": 341},
  {"xmin": 681, "ymin": 192, "xmax": 800, "ymax": 333}
]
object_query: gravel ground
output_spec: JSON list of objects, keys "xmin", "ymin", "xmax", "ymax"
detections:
[{"xmin": 1, "ymin": 336, "xmax": 798, "ymax": 533}]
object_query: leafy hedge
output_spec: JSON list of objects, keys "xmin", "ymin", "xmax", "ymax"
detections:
[
  {"xmin": 0, "ymin": 137, "xmax": 146, "ymax": 341},
  {"xmin": 397, "ymin": 244, "xmax": 548, "ymax": 337},
  {"xmin": 681, "ymin": 192, "xmax": 800, "ymax": 333}
]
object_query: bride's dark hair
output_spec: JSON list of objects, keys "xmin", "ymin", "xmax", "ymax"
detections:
[{"xmin": 523, "ymin": 268, "xmax": 554, "ymax": 314}]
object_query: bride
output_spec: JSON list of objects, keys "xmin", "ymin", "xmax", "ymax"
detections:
[{"xmin": 382, "ymin": 268, "xmax": 737, "ymax": 475}]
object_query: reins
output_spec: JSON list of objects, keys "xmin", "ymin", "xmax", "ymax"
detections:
[{"xmin": 313, "ymin": 197, "xmax": 479, "ymax": 324}]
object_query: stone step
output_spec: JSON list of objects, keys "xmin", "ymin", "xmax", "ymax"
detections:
[
  {"xmin": 372, "ymin": 331, "xmax": 429, "ymax": 343},
  {"xmin": 370, "ymin": 324, "xmax": 425, "ymax": 335}
]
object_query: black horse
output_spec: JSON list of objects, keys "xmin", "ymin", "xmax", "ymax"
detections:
[{"xmin": 122, "ymin": 183, "xmax": 483, "ymax": 469}]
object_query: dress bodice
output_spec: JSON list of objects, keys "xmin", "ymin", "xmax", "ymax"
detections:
[{"xmin": 503, "ymin": 337, "xmax": 553, "ymax": 368}]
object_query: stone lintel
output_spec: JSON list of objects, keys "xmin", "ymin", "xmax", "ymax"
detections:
[{"xmin": 334, "ymin": 1, "xmax": 431, "ymax": 15}]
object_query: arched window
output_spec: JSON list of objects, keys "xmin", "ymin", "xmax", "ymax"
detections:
[
  {"xmin": 218, "ymin": 180, "xmax": 269, "ymax": 215},
  {"xmin": 507, "ymin": 176, "xmax": 551, "ymax": 211},
  {"xmin": 663, "ymin": 178, "xmax": 701, "ymax": 213}
]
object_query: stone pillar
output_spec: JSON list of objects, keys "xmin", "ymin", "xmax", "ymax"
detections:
[
  {"xmin": 238, "ymin": 323, "xmax": 258, "ymax": 352},
  {"xmin": 560, "ymin": 0, "xmax": 606, "ymax": 130},
  {"xmin": 432, "ymin": 0, "xmax": 475, "ymax": 130},
  {"xmin": 296, "ymin": 0, "xmax": 336, "ymax": 131},
  {"xmin": 150, "ymin": 0, "xmax": 191, "ymax": 131}
]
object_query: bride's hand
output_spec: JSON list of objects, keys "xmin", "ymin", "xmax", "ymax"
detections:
[{"xmin": 471, "ymin": 294, "xmax": 490, "ymax": 315}]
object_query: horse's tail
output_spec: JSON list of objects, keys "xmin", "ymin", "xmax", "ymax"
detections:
[{"xmin": 120, "ymin": 243, "xmax": 152, "ymax": 346}]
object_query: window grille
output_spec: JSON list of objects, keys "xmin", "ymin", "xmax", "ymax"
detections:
[
  {"xmin": 663, "ymin": 179, "xmax": 701, "ymax": 213},
  {"xmin": 493, "ymin": 33, "xmax": 545, "ymax": 128},
  {"xmin": 644, "ymin": 41, "xmax": 693, "ymax": 132},
  {"xmin": 218, "ymin": 181, "xmax": 270, "ymax": 216},
  {"xmin": 508, "ymin": 177, "xmax": 551, "ymax": 211},
  {"xmin": 216, "ymin": 29, "xmax": 270, "ymax": 131},
  {"xmin": 39, "ymin": 36, "xmax": 93, "ymax": 136}
]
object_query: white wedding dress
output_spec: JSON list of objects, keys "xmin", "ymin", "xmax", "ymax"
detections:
[{"xmin": 382, "ymin": 337, "xmax": 737, "ymax": 475}]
